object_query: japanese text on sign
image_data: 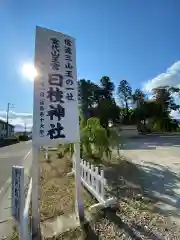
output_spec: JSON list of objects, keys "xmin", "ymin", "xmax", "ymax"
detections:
[
  {"xmin": 12, "ymin": 166, "xmax": 24, "ymax": 222},
  {"xmin": 33, "ymin": 26, "xmax": 79, "ymax": 146}
]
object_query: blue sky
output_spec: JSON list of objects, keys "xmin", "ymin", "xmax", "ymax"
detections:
[{"xmin": 0, "ymin": 0, "xmax": 180, "ymax": 129}]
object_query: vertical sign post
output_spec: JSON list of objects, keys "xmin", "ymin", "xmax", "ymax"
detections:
[
  {"xmin": 32, "ymin": 26, "xmax": 84, "ymax": 237},
  {"xmin": 74, "ymin": 142, "xmax": 84, "ymax": 220},
  {"xmin": 12, "ymin": 166, "xmax": 24, "ymax": 239}
]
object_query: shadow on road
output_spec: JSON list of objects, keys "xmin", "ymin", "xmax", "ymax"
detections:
[
  {"xmin": 122, "ymin": 135, "xmax": 180, "ymax": 150},
  {"xmin": 104, "ymin": 158, "xmax": 180, "ymax": 223},
  {"xmin": 137, "ymin": 162, "xmax": 180, "ymax": 219}
]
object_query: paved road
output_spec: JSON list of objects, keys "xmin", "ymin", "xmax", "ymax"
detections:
[
  {"xmin": 121, "ymin": 134, "xmax": 180, "ymax": 224},
  {"xmin": 0, "ymin": 141, "xmax": 32, "ymax": 190},
  {"xmin": 0, "ymin": 141, "xmax": 32, "ymax": 238}
]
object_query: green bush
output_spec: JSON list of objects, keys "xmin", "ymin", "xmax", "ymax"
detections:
[
  {"xmin": 0, "ymin": 137, "xmax": 19, "ymax": 147},
  {"xmin": 18, "ymin": 135, "xmax": 29, "ymax": 141},
  {"xmin": 81, "ymin": 117, "xmax": 111, "ymax": 159}
]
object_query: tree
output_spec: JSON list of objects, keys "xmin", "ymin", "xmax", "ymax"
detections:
[
  {"xmin": 132, "ymin": 89, "xmax": 147, "ymax": 125},
  {"xmin": 78, "ymin": 79, "xmax": 100, "ymax": 121},
  {"xmin": 100, "ymin": 76, "xmax": 115, "ymax": 99},
  {"xmin": 117, "ymin": 80, "xmax": 132, "ymax": 117},
  {"xmin": 133, "ymin": 89, "xmax": 146, "ymax": 107},
  {"xmin": 92, "ymin": 98, "xmax": 120, "ymax": 129},
  {"xmin": 153, "ymin": 86, "xmax": 179, "ymax": 115},
  {"xmin": 79, "ymin": 77, "xmax": 120, "ymax": 129},
  {"xmin": 152, "ymin": 86, "xmax": 180, "ymax": 131}
]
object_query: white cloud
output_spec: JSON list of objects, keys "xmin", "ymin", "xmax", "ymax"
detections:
[
  {"xmin": 0, "ymin": 111, "xmax": 32, "ymax": 132},
  {"xmin": 143, "ymin": 61, "xmax": 180, "ymax": 92},
  {"xmin": 170, "ymin": 110, "xmax": 180, "ymax": 120}
]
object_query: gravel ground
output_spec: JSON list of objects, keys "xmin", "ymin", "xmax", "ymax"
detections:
[
  {"xmin": 89, "ymin": 199, "xmax": 180, "ymax": 240},
  {"xmin": 40, "ymin": 152, "xmax": 180, "ymax": 239},
  {"xmin": 46, "ymin": 195, "xmax": 180, "ymax": 239}
]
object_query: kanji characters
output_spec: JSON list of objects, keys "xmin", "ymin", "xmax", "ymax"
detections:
[
  {"xmin": 47, "ymin": 122, "xmax": 65, "ymax": 139},
  {"xmin": 47, "ymin": 104, "xmax": 65, "ymax": 121},
  {"xmin": 50, "ymin": 37, "xmax": 60, "ymax": 70},
  {"xmin": 47, "ymin": 87, "xmax": 64, "ymax": 103},
  {"xmin": 48, "ymin": 74, "xmax": 63, "ymax": 86}
]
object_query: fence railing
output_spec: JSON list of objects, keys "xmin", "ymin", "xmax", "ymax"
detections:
[{"xmin": 72, "ymin": 157, "xmax": 111, "ymax": 204}]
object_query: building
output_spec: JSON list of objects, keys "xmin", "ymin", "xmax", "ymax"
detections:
[{"xmin": 0, "ymin": 119, "xmax": 15, "ymax": 139}]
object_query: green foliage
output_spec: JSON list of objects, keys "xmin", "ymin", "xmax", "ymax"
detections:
[
  {"xmin": 18, "ymin": 135, "xmax": 29, "ymax": 141},
  {"xmin": 59, "ymin": 143, "xmax": 74, "ymax": 156},
  {"xmin": 78, "ymin": 77, "xmax": 120, "ymax": 129},
  {"xmin": 81, "ymin": 117, "xmax": 111, "ymax": 159},
  {"xmin": 100, "ymin": 76, "xmax": 115, "ymax": 99},
  {"xmin": 0, "ymin": 136, "xmax": 19, "ymax": 147},
  {"xmin": 78, "ymin": 79, "xmax": 100, "ymax": 121},
  {"xmin": 93, "ymin": 98, "xmax": 120, "ymax": 129},
  {"xmin": 117, "ymin": 80, "xmax": 132, "ymax": 115},
  {"xmin": 78, "ymin": 76, "xmax": 180, "ymax": 155}
]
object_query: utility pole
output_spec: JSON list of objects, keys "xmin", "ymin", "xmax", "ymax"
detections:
[
  {"xmin": 6, "ymin": 103, "xmax": 14, "ymax": 138},
  {"xmin": 6, "ymin": 103, "xmax": 10, "ymax": 138},
  {"xmin": 24, "ymin": 123, "xmax": 27, "ymax": 136}
]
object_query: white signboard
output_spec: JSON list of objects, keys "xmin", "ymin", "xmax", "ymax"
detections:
[
  {"xmin": 33, "ymin": 26, "xmax": 80, "ymax": 146},
  {"xmin": 12, "ymin": 166, "xmax": 24, "ymax": 222}
]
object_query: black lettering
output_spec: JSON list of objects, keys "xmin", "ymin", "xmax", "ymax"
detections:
[
  {"xmin": 51, "ymin": 62, "xmax": 60, "ymax": 71},
  {"xmin": 47, "ymin": 104, "xmax": 65, "ymax": 121},
  {"xmin": 66, "ymin": 87, "xmax": 74, "ymax": 90},
  {"xmin": 40, "ymin": 106, "xmax": 44, "ymax": 111},
  {"xmin": 39, "ymin": 129, "xmax": 44, "ymax": 137},
  {"xmin": 48, "ymin": 74, "xmax": 63, "ymax": 87},
  {"xmin": 66, "ymin": 79, "xmax": 73, "ymax": 85},
  {"xmin": 40, "ymin": 92, "xmax": 45, "ymax": 97},
  {"xmin": 65, "ymin": 47, "xmax": 72, "ymax": 55},
  {"xmin": 64, "ymin": 38, "xmax": 72, "ymax": 47},
  {"xmin": 47, "ymin": 87, "xmax": 64, "ymax": 103},
  {"xmin": 50, "ymin": 37, "xmax": 60, "ymax": 70},
  {"xmin": 65, "ymin": 55, "xmax": 72, "ymax": 61},
  {"xmin": 50, "ymin": 37, "xmax": 60, "ymax": 52},
  {"xmin": 66, "ymin": 92, "xmax": 74, "ymax": 101},
  {"xmin": 65, "ymin": 70, "xmax": 73, "ymax": 78},
  {"xmin": 65, "ymin": 62, "xmax": 73, "ymax": 69},
  {"xmin": 40, "ymin": 112, "xmax": 44, "ymax": 117},
  {"xmin": 47, "ymin": 122, "xmax": 65, "ymax": 139}
]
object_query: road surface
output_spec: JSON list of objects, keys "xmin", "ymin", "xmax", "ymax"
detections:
[
  {"xmin": 0, "ymin": 140, "xmax": 32, "ymax": 190},
  {"xmin": 121, "ymin": 134, "xmax": 180, "ymax": 224},
  {"xmin": 0, "ymin": 140, "xmax": 32, "ymax": 238}
]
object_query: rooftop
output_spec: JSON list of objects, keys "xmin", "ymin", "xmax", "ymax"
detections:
[{"xmin": 0, "ymin": 119, "xmax": 15, "ymax": 128}]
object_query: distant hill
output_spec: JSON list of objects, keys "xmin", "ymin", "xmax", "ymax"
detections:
[{"xmin": 14, "ymin": 124, "xmax": 32, "ymax": 132}]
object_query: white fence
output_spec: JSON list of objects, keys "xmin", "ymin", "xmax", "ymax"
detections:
[{"xmin": 72, "ymin": 157, "xmax": 114, "ymax": 206}]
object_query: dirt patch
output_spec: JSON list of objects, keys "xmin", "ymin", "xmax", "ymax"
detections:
[
  {"xmin": 40, "ymin": 151, "xmax": 180, "ymax": 239},
  {"xmin": 40, "ymin": 151, "xmax": 95, "ymax": 222}
]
